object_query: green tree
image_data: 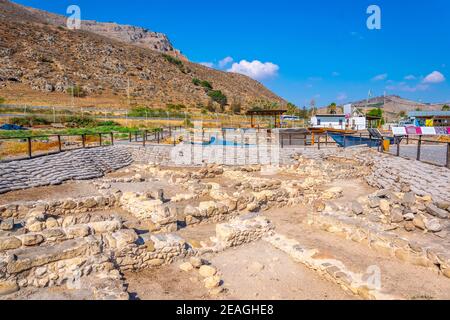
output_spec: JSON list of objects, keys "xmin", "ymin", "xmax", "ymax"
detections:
[
  {"xmin": 398, "ymin": 111, "xmax": 407, "ymax": 119},
  {"xmin": 231, "ymin": 97, "xmax": 242, "ymax": 114},
  {"xmin": 327, "ymin": 102, "xmax": 337, "ymax": 114},
  {"xmin": 0, "ymin": 97, "xmax": 5, "ymax": 104},
  {"xmin": 442, "ymin": 105, "xmax": 450, "ymax": 111},
  {"xmin": 208, "ymin": 90, "xmax": 228, "ymax": 111},
  {"xmin": 286, "ymin": 102, "xmax": 299, "ymax": 115},
  {"xmin": 250, "ymin": 99, "xmax": 280, "ymax": 110},
  {"xmin": 368, "ymin": 108, "xmax": 385, "ymax": 125}
]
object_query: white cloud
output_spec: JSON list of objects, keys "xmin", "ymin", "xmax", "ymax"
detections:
[
  {"xmin": 227, "ymin": 60, "xmax": 279, "ymax": 80},
  {"xmin": 218, "ymin": 56, "xmax": 234, "ymax": 69},
  {"xmin": 404, "ymin": 75, "xmax": 416, "ymax": 80},
  {"xmin": 372, "ymin": 73, "xmax": 388, "ymax": 81},
  {"xmin": 386, "ymin": 82, "xmax": 429, "ymax": 93},
  {"xmin": 422, "ymin": 71, "xmax": 445, "ymax": 84},
  {"xmin": 337, "ymin": 93, "xmax": 348, "ymax": 101},
  {"xmin": 200, "ymin": 62, "xmax": 214, "ymax": 68}
]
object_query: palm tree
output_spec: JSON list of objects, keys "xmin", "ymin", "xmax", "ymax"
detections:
[{"xmin": 328, "ymin": 102, "xmax": 337, "ymax": 114}]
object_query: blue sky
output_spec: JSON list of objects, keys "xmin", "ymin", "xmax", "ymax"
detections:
[{"xmin": 15, "ymin": 0, "xmax": 450, "ymax": 107}]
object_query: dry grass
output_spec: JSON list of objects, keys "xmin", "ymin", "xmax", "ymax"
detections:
[{"xmin": 0, "ymin": 140, "xmax": 60, "ymax": 159}]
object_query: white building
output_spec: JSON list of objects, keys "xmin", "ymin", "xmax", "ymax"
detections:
[{"xmin": 310, "ymin": 104, "xmax": 367, "ymax": 130}]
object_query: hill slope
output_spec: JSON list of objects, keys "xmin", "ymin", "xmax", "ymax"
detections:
[
  {"xmin": 319, "ymin": 95, "xmax": 446, "ymax": 121},
  {"xmin": 0, "ymin": 0, "xmax": 286, "ymax": 110}
]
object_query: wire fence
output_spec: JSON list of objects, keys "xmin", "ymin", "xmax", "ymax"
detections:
[{"xmin": 0, "ymin": 126, "xmax": 182, "ymax": 163}]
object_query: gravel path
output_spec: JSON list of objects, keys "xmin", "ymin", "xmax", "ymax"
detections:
[{"xmin": 389, "ymin": 144, "xmax": 448, "ymax": 166}]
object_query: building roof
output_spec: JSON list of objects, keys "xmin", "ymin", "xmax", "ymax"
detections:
[
  {"xmin": 246, "ymin": 109, "xmax": 287, "ymax": 116},
  {"xmin": 408, "ymin": 111, "xmax": 450, "ymax": 118},
  {"xmin": 314, "ymin": 114, "xmax": 346, "ymax": 117}
]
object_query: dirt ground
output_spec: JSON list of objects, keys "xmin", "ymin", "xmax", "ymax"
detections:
[
  {"xmin": 125, "ymin": 241, "xmax": 355, "ymax": 300},
  {"xmin": 0, "ymin": 181, "xmax": 100, "ymax": 205},
  {"xmin": 264, "ymin": 178, "xmax": 450, "ymax": 300}
]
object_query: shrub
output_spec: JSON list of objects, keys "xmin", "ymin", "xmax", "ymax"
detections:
[
  {"xmin": 200, "ymin": 80, "xmax": 213, "ymax": 90},
  {"xmin": 231, "ymin": 99, "xmax": 242, "ymax": 114},
  {"xmin": 192, "ymin": 78, "xmax": 213, "ymax": 90},
  {"xmin": 162, "ymin": 54, "xmax": 184, "ymax": 68},
  {"xmin": 0, "ymin": 97, "xmax": 4, "ymax": 104},
  {"xmin": 167, "ymin": 104, "xmax": 186, "ymax": 111},
  {"xmin": 65, "ymin": 116, "xmax": 97, "ymax": 128},
  {"xmin": 128, "ymin": 106, "xmax": 185, "ymax": 118},
  {"xmin": 208, "ymin": 90, "xmax": 227, "ymax": 110},
  {"xmin": 442, "ymin": 105, "xmax": 450, "ymax": 111},
  {"xmin": 67, "ymin": 85, "xmax": 86, "ymax": 98},
  {"xmin": 10, "ymin": 116, "xmax": 50, "ymax": 127},
  {"xmin": 96, "ymin": 120, "xmax": 121, "ymax": 127}
]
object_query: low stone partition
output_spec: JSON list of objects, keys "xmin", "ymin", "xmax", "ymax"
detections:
[
  {"xmin": 0, "ymin": 147, "xmax": 133, "ymax": 195},
  {"xmin": 119, "ymin": 192, "xmax": 178, "ymax": 233},
  {"xmin": 0, "ymin": 206, "xmax": 194, "ymax": 299},
  {"xmin": 307, "ymin": 212, "xmax": 450, "ymax": 278},
  {"xmin": 0, "ymin": 193, "xmax": 121, "ymax": 219},
  {"xmin": 215, "ymin": 215, "xmax": 274, "ymax": 248},
  {"xmin": 264, "ymin": 233, "xmax": 397, "ymax": 300},
  {"xmin": 112, "ymin": 232, "xmax": 193, "ymax": 271}
]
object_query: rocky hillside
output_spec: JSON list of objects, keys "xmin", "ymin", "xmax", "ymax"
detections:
[{"xmin": 0, "ymin": 0, "xmax": 285, "ymax": 110}]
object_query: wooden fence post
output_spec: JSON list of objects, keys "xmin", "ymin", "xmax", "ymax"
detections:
[
  {"xmin": 99, "ymin": 133, "xmax": 102, "ymax": 147},
  {"xmin": 446, "ymin": 143, "xmax": 450, "ymax": 169},
  {"xmin": 82, "ymin": 134, "xmax": 86, "ymax": 148},
  {"xmin": 27, "ymin": 137, "xmax": 32, "ymax": 158},
  {"xmin": 143, "ymin": 132, "xmax": 146, "ymax": 147},
  {"xmin": 396, "ymin": 137, "xmax": 400, "ymax": 157},
  {"xmin": 417, "ymin": 135, "xmax": 422, "ymax": 161},
  {"xmin": 110, "ymin": 132, "xmax": 114, "ymax": 146},
  {"xmin": 129, "ymin": 132, "xmax": 132, "ymax": 142},
  {"xmin": 57, "ymin": 135, "xmax": 62, "ymax": 152}
]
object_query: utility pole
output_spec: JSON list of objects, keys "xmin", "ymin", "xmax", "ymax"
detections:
[{"xmin": 127, "ymin": 78, "xmax": 130, "ymax": 107}]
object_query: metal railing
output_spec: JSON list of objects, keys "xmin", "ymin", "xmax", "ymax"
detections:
[{"xmin": 0, "ymin": 126, "xmax": 183, "ymax": 163}]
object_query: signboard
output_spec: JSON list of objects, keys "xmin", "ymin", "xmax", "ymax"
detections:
[
  {"xmin": 405, "ymin": 126, "xmax": 422, "ymax": 135},
  {"xmin": 392, "ymin": 127, "xmax": 406, "ymax": 136},
  {"xmin": 420, "ymin": 127, "xmax": 436, "ymax": 135},
  {"xmin": 392, "ymin": 126, "xmax": 450, "ymax": 136}
]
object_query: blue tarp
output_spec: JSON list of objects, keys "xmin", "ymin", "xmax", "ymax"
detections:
[
  {"xmin": 329, "ymin": 134, "xmax": 381, "ymax": 148},
  {"xmin": 0, "ymin": 124, "xmax": 28, "ymax": 131},
  {"xmin": 190, "ymin": 136, "xmax": 254, "ymax": 147}
]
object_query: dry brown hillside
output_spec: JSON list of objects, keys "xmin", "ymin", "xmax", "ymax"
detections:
[{"xmin": 0, "ymin": 0, "xmax": 286, "ymax": 110}]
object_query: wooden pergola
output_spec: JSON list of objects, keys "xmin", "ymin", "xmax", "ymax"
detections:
[
  {"xmin": 366, "ymin": 115, "xmax": 382, "ymax": 128},
  {"xmin": 246, "ymin": 109, "xmax": 287, "ymax": 128}
]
